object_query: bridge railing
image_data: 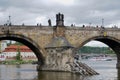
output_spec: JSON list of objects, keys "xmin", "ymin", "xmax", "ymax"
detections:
[
  {"xmin": 0, "ymin": 25, "xmax": 119, "ymax": 31},
  {"xmin": 66, "ymin": 26, "xmax": 120, "ymax": 31}
]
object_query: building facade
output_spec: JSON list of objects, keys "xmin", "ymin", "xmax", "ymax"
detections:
[
  {"xmin": 2, "ymin": 45, "xmax": 37, "ymax": 61},
  {"xmin": 0, "ymin": 40, "xmax": 7, "ymax": 53}
]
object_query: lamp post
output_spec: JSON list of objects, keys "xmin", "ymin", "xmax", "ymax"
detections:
[{"xmin": 102, "ymin": 18, "xmax": 104, "ymax": 27}]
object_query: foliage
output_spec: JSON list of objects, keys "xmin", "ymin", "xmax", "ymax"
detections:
[
  {"xmin": 0, "ymin": 60, "xmax": 35, "ymax": 65},
  {"xmin": 14, "ymin": 42, "xmax": 24, "ymax": 45},
  {"xmin": 7, "ymin": 41, "xmax": 24, "ymax": 46},
  {"xmin": 16, "ymin": 47, "xmax": 22, "ymax": 61},
  {"xmin": 78, "ymin": 46, "xmax": 115, "ymax": 54},
  {"xmin": 7, "ymin": 41, "xmax": 12, "ymax": 46}
]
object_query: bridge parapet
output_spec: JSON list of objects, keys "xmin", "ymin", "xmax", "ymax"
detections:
[
  {"xmin": 66, "ymin": 26, "xmax": 120, "ymax": 31},
  {"xmin": 0, "ymin": 25, "xmax": 54, "ymax": 49},
  {"xmin": 65, "ymin": 26, "xmax": 120, "ymax": 47}
]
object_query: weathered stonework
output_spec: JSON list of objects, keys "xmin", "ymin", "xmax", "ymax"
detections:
[
  {"xmin": 42, "ymin": 47, "xmax": 74, "ymax": 72},
  {"xmin": 0, "ymin": 13, "xmax": 119, "ymax": 73},
  {"xmin": 38, "ymin": 46, "xmax": 99, "ymax": 75}
]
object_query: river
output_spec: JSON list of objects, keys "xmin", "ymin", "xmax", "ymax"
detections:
[{"xmin": 0, "ymin": 60, "xmax": 118, "ymax": 80}]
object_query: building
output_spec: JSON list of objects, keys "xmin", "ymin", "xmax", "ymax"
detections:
[
  {"xmin": 2, "ymin": 45, "xmax": 37, "ymax": 61},
  {"xmin": 0, "ymin": 40, "xmax": 7, "ymax": 53}
]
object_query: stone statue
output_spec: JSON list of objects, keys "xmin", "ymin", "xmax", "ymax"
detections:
[
  {"xmin": 48, "ymin": 19, "xmax": 52, "ymax": 26},
  {"xmin": 56, "ymin": 13, "xmax": 64, "ymax": 26},
  {"xmin": 57, "ymin": 13, "xmax": 64, "ymax": 21}
]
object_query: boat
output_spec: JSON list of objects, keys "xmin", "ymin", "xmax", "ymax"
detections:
[{"xmin": 89, "ymin": 56, "xmax": 112, "ymax": 61}]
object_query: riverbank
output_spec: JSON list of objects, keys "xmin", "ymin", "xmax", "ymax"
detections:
[{"xmin": 0, "ymin": 60, "xmax": 37, "ymax": 65}]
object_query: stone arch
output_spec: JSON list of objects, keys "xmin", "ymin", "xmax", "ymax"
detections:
[
  {"xmin": 0, "ymin": 34, "xmax": 45, "ymax": 65},
  {"xmin": 79, "ymin": 36, "xmax": 120, "ymax": 49},
  {"xmin": 76, "ymin": 35, "xmax": 120, "ymax": 68}
]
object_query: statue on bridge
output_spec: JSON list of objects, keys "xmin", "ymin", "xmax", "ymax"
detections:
[
  {"xmin": 56, "ymin": 13, "xmax": 64, "ymax": 26},
  {"xmin": 48, "ymin": 19, "xmax": 52, "ymax": 26}
]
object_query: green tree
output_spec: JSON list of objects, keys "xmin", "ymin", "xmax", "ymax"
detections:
[
  {"xmin": 16, "ymin": 46, "xmax": 22, "ymax": 61},
  {"xmin": 78, "ymin": 46, "xmax": 114, "ymax": 54},
  {"xmin": 7, "ymin": 40, "xmax": 12, "ymax": 46},
  {"xmin": 14, "ymin": 42, "xmax": 24, "ymax": 46}
]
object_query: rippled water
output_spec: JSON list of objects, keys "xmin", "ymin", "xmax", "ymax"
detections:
[
  {"xmin": 82, "ymin": 60, "xmax": 117, "ymax": 80},
  {"xmin": 0, "ymin": 60, "xmax": 118, "ymax": 80}
]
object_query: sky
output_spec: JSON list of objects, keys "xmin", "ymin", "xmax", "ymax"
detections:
[
  {"xmin": 84, "ymin": 40, "xmax": 108, "ymax": 47},
  {"xmin": 0, "ymin": 0, "xmax": 119, "ymax": 47}
]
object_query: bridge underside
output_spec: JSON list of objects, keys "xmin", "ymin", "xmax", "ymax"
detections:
[
  {"xmin": 78, "ymin": 36, "xmax": 120, "ymax": 68},
  {"xmin": 95, "ymin": 37, "xmax": 120, "ymax": 68},
  {"xmin": 0, "ymin": 34, "xmax": 45, "ymax": 65}
]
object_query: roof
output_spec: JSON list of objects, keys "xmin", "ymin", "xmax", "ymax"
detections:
[
  {"xmin": 7, "ymin": 45, "xmax": 30, "ymax": 49},
  {"xmin": 3, "ymin": 45, "xmax": 33, "ymax": 52},
  {"xmin": 7, "ymin": 45, "xmax": 18, "ymax": 49},
  {"xmin": 45, "ymin": 37, "xmax": 73, "ymax": 48}
]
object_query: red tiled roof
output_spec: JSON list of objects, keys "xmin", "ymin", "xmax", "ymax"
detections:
[
  {"xmin": 7, "ymin": 45, "xmax": 18, "ymax": 49},
  {"xmin": 3, "ymin": 45, "xmax": 33, "ymax": 52}
]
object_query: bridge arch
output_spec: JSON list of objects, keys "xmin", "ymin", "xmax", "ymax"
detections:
[
  {"xmin": 76, "ymin": 35, "xmax": 120, "ymax": 68},
  {"xmin": 0, "ymin": 34, "xmax": 45, "ymax": 65},
  {"xmin": 79, "ymin": 36, "xmax": 120, "ymax": 49}
]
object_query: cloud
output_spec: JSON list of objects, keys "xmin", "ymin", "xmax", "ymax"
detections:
[
  {"xmin": 41, "ymin": 0, "xmax": 75, "ymax": 6},
  {"xmin": 1, "ymin": 0, "xmax": 119, "ymax": 47},
  {"xmin": 0, "ymin": 0, "xmax": 120, "ymax": 27},
  {"xmin": 84, "ymin": 41, "xmax": 108, "ymax": 47}
]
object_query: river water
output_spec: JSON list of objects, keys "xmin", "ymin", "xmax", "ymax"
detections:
[{"xmin": 0, "ymin": 60, "xmax": 118, "ymax": 80}]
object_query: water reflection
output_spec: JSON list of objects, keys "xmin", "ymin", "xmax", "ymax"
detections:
[
  {"xmin": 0, "ymin": 64, "xmax": 37, "ymax": 80},
  {"xmin": 16, "ymin": 65, "xmax": 21, "ymax": 79},
  {"xmin": 35, "ymin": 71, "xmax": 85, "ymax": 80},
  {"xmin": 0, "ymin": 61, "xmax": 118, "ymax": 80}
]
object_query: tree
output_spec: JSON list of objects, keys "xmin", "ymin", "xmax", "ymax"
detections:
[
  {"xmin": 78, "ymin": 46, "xmax": 115, "ymax": 54},
  {"xmin": 16, "ymin": 46, "xmax": 22, "ymax": 61},
  {"xmin": 15, "ymin": 42, "xmax": 24, "ymax": 45}
]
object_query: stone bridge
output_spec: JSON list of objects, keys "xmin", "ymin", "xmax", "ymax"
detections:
[{"xmin": 0, "ymin": 13, "xmax": 120, "ymax": 72}]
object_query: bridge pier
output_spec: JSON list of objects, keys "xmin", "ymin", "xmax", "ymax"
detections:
[
  {"xmin": 115, "ymin": 46, "xmax": 120, "ymax": 69},
  {"xmin": 37, "ymin": 37, "xmax": 98, "ymax": 75},
  {"xmin": 116, "ymin": 62, "xmax": 120, "ymax": 69},
  {"xmin": 37, "ymin": 37, "xmax": 74, "ymax": 71},
  {"xmin": 40, "ymin": 47, "xmax": 74, "ymax": 72},
  {"xmin": 37, "ymin": 13, "xmax": 102, "ymax": 75},
  {"xmin": 117, "ymin": 54, "xmax": 120, "ymax": 80},
  {"xmin": 116, "ymin": 57, "xmax": 120, "ymax": 69}
]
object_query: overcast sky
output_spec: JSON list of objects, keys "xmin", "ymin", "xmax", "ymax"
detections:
[
  {"xmin": 0, "ymin": 0, "xmax": 120, "ymax": 27},
  {"xmin": 0, "ymin": 0, "xmax": 118, "ymax": 47}
]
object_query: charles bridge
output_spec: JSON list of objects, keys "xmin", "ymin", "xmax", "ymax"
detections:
[{"xmin": 0, "ymin": 13, "xmax": 120, "ymax": 73}]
